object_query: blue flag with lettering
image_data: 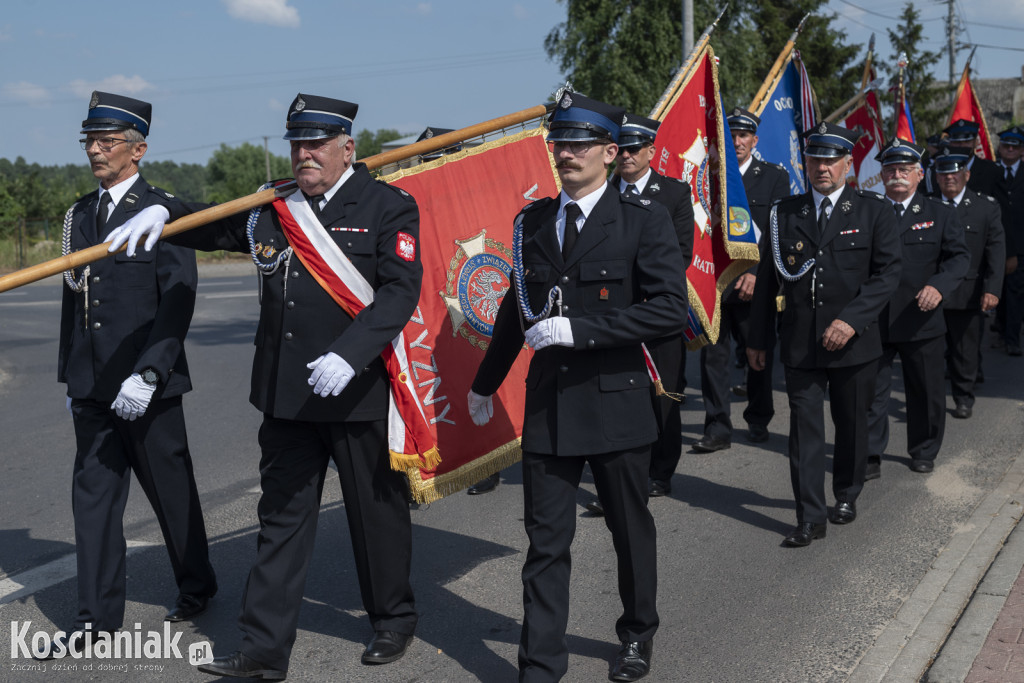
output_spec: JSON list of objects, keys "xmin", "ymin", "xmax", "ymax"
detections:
[{"xmin": 753, "ymin": 60, "xmax": 810, "ymax": 195}]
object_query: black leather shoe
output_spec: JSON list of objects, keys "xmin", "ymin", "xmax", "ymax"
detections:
[
  {"xmin": 830, "ymin": 501, "xmax": 857, "ymax": 525},
  {"xmin": 467, "ymin": 473, "xmax": 499, "ymax": 495},
  {"xmin": 197, "ymin": 651, "xmax": 286, "ymax": 680},
  {"xmin": 746, "ymin": 424, "xmax": 769, "ymax": 443},
  {"xmin": 609, "ymin": 640, "xmax": 653, "ymax": 682},
  {"xmin": 865, "ymin": 455, "xmax": 881, "ymax": 481},
  {"xmin": 362, "ymin": 631, "xmax": 413, "ymax": 665},
  {"xmin": 953, "ymin": 403, "xmax": 972, "ymax": 419},
  {"xmin": 782, "ymin": 522, "xmax": 826, "ymax": 547},
  {"xmin": 693, "ymin": 434, "xmax": 730, "ymax": 453},
  {"xmin": 648, "ymin": 479, "xmax": 671, "ymax": 497},
  {"xmin": 586, "ymin": 499, "xmax": 605, "ymax": 515},
  {"xmin": 165, "ymin": 593, "xmax": 210, "ymax": 622},
  {"xmin": 730, "ymin": 383, "xmax": 748, "ymax": 397},
  {"xmin": 910, "ymin": 459, "xmax": 934, "ymax": 473}
]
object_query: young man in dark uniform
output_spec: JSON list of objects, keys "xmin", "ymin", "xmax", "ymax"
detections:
[
  {"xmin": 746, "ymin": 123, "xmax": 901, "ymax": 547},
  {"xmin": 866, "ymin": 138, "xmax": 969, "ymax": 478},
  {"xmin": 56, "ymin": 91, "xmax": 216, "ymax": 653},
  {"xmin": 696, "ymin": 107, "xmax": 790, "ymax": 453},
  {"xmin": 935, "ymin": 147, "xmax": 1005, "ymax": 418},
  {"xmin": 466, "ymin": 92, "xmax": 687, "ymax": 682}
]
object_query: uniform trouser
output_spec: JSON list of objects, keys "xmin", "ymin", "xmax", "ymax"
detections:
[
  {"xmin": 239, "ymin": 416, "xmax": 416, "ymax": 671},
  {"xmin": 784, "ymin": 362, "xmax": 875, "ymax": 525},
  {"xmin": 70, "ymin": 396, "xmax": 216, "ymax": 631},
  {"xmin": 868, "ymin": 336, "xmax": 947, "ymax": 462},
  {"xmin": 945, "ymin": 308, "xmax": 982, "ymax": 407},
  {"xmin": 646, "ymin": 334, "xmax": 686, "ymax": 484},
  {"xmin": 1005, "ymin": 267, "xmax": 1024, "ymax": 347},
  {"xmin": 519, "ymin": 448, "xmax": 658, "ymax": 683},
  {"xmin": 699, "ymin": 302, "xmax": 775, "ymax": 440}
]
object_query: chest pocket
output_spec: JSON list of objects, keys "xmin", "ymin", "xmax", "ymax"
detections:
[
  {"xmin": 113, "ymin": 249, "xmax": 156, "ymax": 288},
  {"xmin": 779, "ymin": 238, "xmax": 810, "ymax": 272},
  {"xmin": 832, "ymin": 230, "xmax": 869, "ymax": 270},
  {"xmin": 579, "ymin": 260, "xmax": 627, "ymax": 311},
  {"xmin": 902, "ymin": 226, "xmax": 940, "ymax": 263},
  {"xmin": 335, "ymin": 231, "xmax": 375, "ymax": 258},
  {"xmin": 522, "ymin": 263, "xmax": 553, "ymax": 310}
]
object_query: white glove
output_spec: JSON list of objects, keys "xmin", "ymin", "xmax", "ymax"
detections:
[
  {"xmin": 111, "ymin": 373, "xmax": 157, "ymax": 421},
  {"xmin": 307, "ymin": 352, "xmax": 355, "ymax": 397},
  {"xmin": 66, "ymin": 397, "xmax": 73, "ymax": 414},
  {"xmin": 467, "ymin": 390, "xmax": 494, "ymax": 427},
  {"xmin": 106, "ymin": 205, "xmax": 170, "ymax": 257},
  {"xmin": 524, "ymin": 317, "xmax": 574, "ymax": 351}
]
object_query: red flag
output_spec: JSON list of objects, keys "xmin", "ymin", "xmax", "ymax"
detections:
[
  {"xmin": 948, "ymin": 65, "xmax": 996, "ymax": 160},
  {"xmin": 651, "ymin": 44, "xmax": 759, "ymax": 348},
  {"xmin": 844, "ymin": 91, "xmax": 885, "ymax": 194},
  {"xmin": 895, "ymin": 84, "xmax": 916, "ymax": 143},
  {"xmin": 382, "ymin": 128, "xmax": 558, "ymax": 502}
]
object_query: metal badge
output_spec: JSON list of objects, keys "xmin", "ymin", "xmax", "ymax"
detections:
[
  {"xmin": 124, "ymin": 193, "xmax": 138, "ymax": 206},
  {"xmin": 911, "ymin": 204, "xmax": 921, "ymax": 214},
  {"xmin": 599, "ymin": 287, "xmax": 609, "ymax": 300},
  {"xmin": 294, "ymin": 96, "xmax": 305, "ymax": 111},
  {"xmin": 819, "ymin": 122, "xmax": 828, "ymax": 134},
  {"xmin": 753, "ymin": 166, "xmax": 761, "ymax": 176},
  {"xmin": 622, "ymin": 114, "xmax": 628, "ymax": 125},
  {"xmin": 561, "ymin": 93, "xmax": 573, "ymax": 109},
  {"xmin": 841, "ymin": 200, "xmax": 852, "ymax": 213},
  {"xmin": 787, "ymin": 256, "xmax": 796, "ymax": 265},
  {"xmin": 263, "ymin": 245, "xmax": 276, "ymax": 258},
  {"xmin": 800, "ymin": 205, "xmax": 810, "ymax": 217},
  {"xmin": 424, "ymin": 129, "xmax": 434, "ymax": 138},
  {"xmin": 650, "ymin": 183, "xmax": 660, "ymax": 193},
  {"xmin": 640, "ymin": 198, "xmax": 651, "ymax": 205},
  {"xmin": 964, "ymin": 197, "xmax": 972, "ymax": 206},
  {"xmin": 254, "ymin": 241, "xmax": 263, "ymax": 254},
  {"xmin": 795, "ymin": 241, "xmax": 804, "ymax": 250},
  {"xmin": 89, "ymin": 92, "xmax": 100, "ymax": 108}
]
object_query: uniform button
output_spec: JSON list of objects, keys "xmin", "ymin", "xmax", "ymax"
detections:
[
  {"xmin": 587, "ymin": 339, "xmax": 595, "ymax": 348},
  {"xmin": 628, "ymin": 378, "xmax": 635, "ymax": 385},
  {"xmin": 291, "ymin": 270, "xmax": 300, "ymax": 278},
  {"xmin": 91, "ymin": 299, "xmax": 100, "ymax": 307},
  {"xmin": 559, "ymin": 365, "xmax": 568, "ymax": 372},
  {"xmin": 284, "ymin": 332, "xmax": 293, "ymax": 340},
  {"xmin": 600, "ymin": 269, "xmax": 607, "ymax": 276},
  {"xmin": 92, "ymin": 322, "xmax": 101, "ymax": 330},
  {"xmin": 92, "ymin": 276, "xmax": 101, "ymax": 283},
  {"xmin": 347, "ymin": 242, "xmax": 353, "ymax": 248},
  {"xmin": 562, "ymin": 305, "xmax": 569, "ymax": 312},
  {"xmin": 560, "ymin": 275, "xmax": 569, "ymax": 284},
  {"xmin": 817, "ymin": 250, "xmax": 823, "ymax": 256},
  {"xmin": 818, "ymin": 283, "xmax": 824, "ymax": 288},
  {"xmin": 286, "ymin": 301, "xmax": 295, "ymax": 309}
]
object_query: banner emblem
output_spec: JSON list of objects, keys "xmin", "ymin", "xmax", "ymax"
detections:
[{"xmin": 440, "ymin": 230, "xmax": 513, "ymax": 348}]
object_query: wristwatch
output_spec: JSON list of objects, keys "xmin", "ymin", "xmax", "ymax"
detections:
[{"xmin": 140, "ymin": 368, "xmax": 160, "ymax": 386}]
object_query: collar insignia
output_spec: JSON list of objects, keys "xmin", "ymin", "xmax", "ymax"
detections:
[
  {"xmin": 639, "ymin": 198, "xmax": 651, "ymax": 205},
  {"xmin": 649, "ymin": 182, "xmax": 660, "ymax": 193},
  {"xmin": 800, "ymin": 205, "xmax": 810, "ymax": 217},
  {"xmin": 911, "ymin": 204, "xmax": 921, "ymax": 214},
  {"xmin": 841, "ymin": 200, "xmax": 852, "ymax": 213},
  {"xmin": 964, "ymin": 197, "xmax": 971, "ymax": 206}
]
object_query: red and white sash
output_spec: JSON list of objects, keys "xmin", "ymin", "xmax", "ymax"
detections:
[{"xmin": 270, "ymin": 188, "xmax": 440, "ymax": 471}]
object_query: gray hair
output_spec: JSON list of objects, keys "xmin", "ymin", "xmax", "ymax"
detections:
[{"xmin": 122, "ymin": 128, "xmax": 146, "ymax": 145}]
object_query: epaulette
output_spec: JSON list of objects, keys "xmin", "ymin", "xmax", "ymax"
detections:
[
  {"xmin": 857, "ymin": 189, "xmax": 887, "ymax": 202},
  {"xmin": 621, "ymin": 193, "xmax": 654, "ymax": 209},
  {"xmin": 663, "ymin": 175, "xmax": 687, "ymax": 185},
  {"xmin": 146, "ymin": 185, "xmax": 176, "ymax": 200},
  {"xmin": 378, "ymin": 180, "xmax": 417, "ymax": 202},
  {"xmin": 774, "ymin": 194, "xmax": 802, "ymax": 206}
]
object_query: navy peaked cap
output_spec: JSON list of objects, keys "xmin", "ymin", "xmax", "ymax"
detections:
[
  {"xmin": 81, "ymin": 91, "xmax": 152, "ymax": 136},
  {"xmin": 944, "ymin": 118, "xmax": 979, "ymax": 141},
  {"xmin": 618, "ymin": 113, "xmax": 660, "ymax": 148},
  {"xmin": 284, "ymin": 94, "xmax": 358, "ymax": 140},
  {"xmin": 547, "ymin": 91, "xmax": 625, "ymax": 143},
  {"xmin": 727, "ymin": 107, "xmax": 760, "ymax": 133},
  {"xmin": 875, "ymin": 137, "xmax": 925, "ymax": 165},
  {"xmin": 933, "ymin": 146, "xmax": 971, "ymax": 174},
  {"xmin": 803, "ymin": 121, "xmax": 859, "ymax": 158}
]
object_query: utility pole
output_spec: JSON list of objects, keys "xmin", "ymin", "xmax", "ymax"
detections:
[
  {"xmin": 946, "ymin": 0, "xmax": 957, "ymax": 104},
  {"xmin": 682, "ymin": 0, "xmax": 694, "ymax": 64},
  {"xmin": 263, "ymin": 136, "xmax": 271, "ymax": 183}
]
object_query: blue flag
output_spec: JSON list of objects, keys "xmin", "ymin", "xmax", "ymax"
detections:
[{"xmin": 753, "ymin": 60, "xmax": 812, "ymax": 195}]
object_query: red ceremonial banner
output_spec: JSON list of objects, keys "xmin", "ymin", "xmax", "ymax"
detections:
[
  {"xmin": 845, "ymin": 91, "xmax": 885, "ymax": 194},
  {"xmin": 382, "ymin": 128, "xmax": 559, "ymax": 502},
  {"xmin": 652, "ymin": 44, "xmax": 759, "ymax": 348},
  {"xmin": 949, "ymin": 69, "xmax": 996, "ymax": 161}
]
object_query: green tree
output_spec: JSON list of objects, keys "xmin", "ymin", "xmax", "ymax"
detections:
[
  {"xmin": 356, "ymin": 128, "xmax": 405, "ymax": 160},
  {"xmin": 544, "ymin": 0, "xmax": 860, "ymax": 120},
  {"xmin": 206, "ymin": 142, "xmax": 291, "ymax": 204},
  {"xmin": 881, "ymin": 2, "xmax": 948, "ymax": 139}
]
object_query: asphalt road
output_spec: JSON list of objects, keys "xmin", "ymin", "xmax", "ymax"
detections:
[{"xmin": 1, "ymin": 263, "xmax": 1023, "ymax": 682}]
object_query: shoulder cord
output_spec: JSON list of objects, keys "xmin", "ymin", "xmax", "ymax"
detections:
[
  {"xmin": 770, "ymin": 203, "xmax": 815, "ymax": 282},
  {"xmin": 246, "ymin": 183, "xmax": 293, "ymax": 303},
  {"xmin": 61, "ymin": 205, "xmax": 91, "ymax": 328},
  {"xmin": 511, "ymin": 211, "xmax": 562, "ymax": 332}
]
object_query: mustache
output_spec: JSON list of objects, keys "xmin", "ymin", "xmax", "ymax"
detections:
[
  {"xmin": 885, "ymin": 178, "xmax": 910, "ymax": 188},
  {"xmin": 295, "ymin": 160, "xmax": 322, "ymax": 171},
  {"xmin": 556, "ymin": 161, "xmax": 582, "ymax": 171}
]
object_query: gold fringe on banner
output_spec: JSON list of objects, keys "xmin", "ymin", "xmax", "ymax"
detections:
[
  {"xmin": 390, "ymin": 446, "xmax": 442, "ymax": 473},
  {"xmin": 406, "ymin": 440, "xmax": 523, "ymax": 504}
]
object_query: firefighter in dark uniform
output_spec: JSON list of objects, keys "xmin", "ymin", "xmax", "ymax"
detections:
[
  {"xmin": 866, "ymin": 138, "xmax": 969, "ymax": 478},
  {"xmin": 613, "ymin": 112, "xmax": 693, "ymax": 499},
  {"xmin": 111, "ymin": 94, "xmax": 422, "ymax": 679},
  {"xmin": 944, "ymin": 119, "xmax": 1001, "ymax": 195},
  {"xmin": 57, "ymin": 91, "xmax": 217, "ymax": 648},
  {"xmin": 746, "ymin": 122, "xmax": 901, "ymax": 547},
  {"xmin": 935, "ymin": 147, "xmax": 1005, "ymax": 418},
  {"xmin": 466, "ymin": 92, "xmax": 687, "ymax": 682},
  {"xmin": 992, "ymin": 126, "xmax": 1024, "ymax": 355},
  {"xmin": 696, "ymin": 107, "xmax": 790, "ymax": 453}
]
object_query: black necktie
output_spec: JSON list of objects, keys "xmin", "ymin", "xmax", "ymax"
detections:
[
  {"xmin": 562, "ymin": 203, "xmax": 582, "ymax": 260},
  {"xmin": 309, "ymin": 194, "xmax": 325, "ymax": 221},
  {"xmin": 817, "ymin": 197, "xmax": 831, "ymax": 234},
  {"xmin": 96, "ymin": 192, "xmax": 113, "ymax": 238},
  {"xmin": 624, "ymin": 183, "xmax": 639, "ymax": 197},
  {"xmin": 893, "ymin": 202, "xmax": 904, "ymax": 219},
  {"xmin": 1007, "ymin": 166, "xmax": 1014, "ymax": 183}
]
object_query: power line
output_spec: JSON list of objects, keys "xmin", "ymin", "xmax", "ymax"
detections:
[
  {"xmin": 961, "ymin": 41, "xmax": 1024, "ymax": 53},
  {"xmin": 835, "ymin": 0, "xmax": 944, "ymax": 22}
]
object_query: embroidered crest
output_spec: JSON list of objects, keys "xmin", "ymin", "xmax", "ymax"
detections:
[
  {"xmin": 294, "ymin": 96, "xmax": 305, "ymax": 112},
  {"xmin": 911, "ymin": 204, "xmax": 921, "ymax": 214},
  {"xmin": 396, "ymin": 232, "xmax": 416, "ymax": 261},
  {"xmin": 439, "ymin": 229, "xmax": 513, "ymax": 348},
  {"xmin": 599, "ymin": 287, "xmax": 609, "ymax": 300},
  {"xmin": 841, "ymin": 200, "xmax": 852, "ymax": 213}
]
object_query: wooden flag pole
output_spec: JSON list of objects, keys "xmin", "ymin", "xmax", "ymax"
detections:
[
  {"xmin": 0, "ymin": 103, "xmax": 553, "ymax": 293},
  {"xmin": 649, "ymin": 5, "xmax": 728, "ymax": 121},
  {"xmin": 748, "ymin": 13, "xmax": 810, "ymax": 116}
]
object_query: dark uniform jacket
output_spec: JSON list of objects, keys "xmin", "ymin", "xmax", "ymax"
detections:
[
  {"xmin": 612, "ymin": 170, "xmax": 694, "ymax": 266},
  {"xmin": 58, "ymin": 176, "xmax": 196, "ymax": 402},
  {"xmin": 722, "ymin": 158, "xmax": 791, "ymax": 305},
  {"xmin": 172, "ymin": 164, "xmax": 422, "ymax": 422},
  {"xmin": 945, "ymin": 189, "xmax": 1005, "ymax": 310},
  {"xmin": 748, "ymin": 185, "xmax": 901, "ymax": 369},
  {"xmin": 992, "ymin": 162, "xmax": 1024, "ymax": 257},
  {"xmin": 968, "ymin": 157, "xmax": 1002, "ymax": 197},
  {"xmin": 471, "ymin": 187, "xmax": 688, "ymax": 456},
  {"xmin": 880, "ymin": 191, "xmax": 969, "ymax": 342}
]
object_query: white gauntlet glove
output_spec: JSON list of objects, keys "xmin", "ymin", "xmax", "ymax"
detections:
[
  {"xmin": 111, "ymin": 373, "xmax": 157, "ymax": 421},
  {"xmin": 524, "ymin": 317, "xmax": 574, "ymax": 351},
  {"xmin": 307, "ymin": 352, "xmax": 355, "ymax": 397},
  {"xmin": 467, "ymin": 390, "xmax": 494, "ymax": 427},
  {"xmin": 106, "ymin": 205, "xmax": 170, "ymax": 257}
]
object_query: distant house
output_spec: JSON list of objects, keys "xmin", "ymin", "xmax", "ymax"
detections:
[{"xmin": 973, "ymin": 66, "xmax": 1024, "ymax": 131}]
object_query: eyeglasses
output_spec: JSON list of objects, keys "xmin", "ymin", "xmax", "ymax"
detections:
[
  {"xmin": 552, "ymin": 140, "xmax": 610, "ymax": 156},
  {"xmin": 80, "ymin": 137, "xmax": 131, "ymax": 151}
]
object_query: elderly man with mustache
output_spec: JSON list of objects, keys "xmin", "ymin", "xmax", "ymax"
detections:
[
  {"xmin": 866, "ymin": 138, "xmax": 969, "ymax": 479},
  {"xmin": 111, "ymin": 93, "xmax": 422, "ymax": 679}
]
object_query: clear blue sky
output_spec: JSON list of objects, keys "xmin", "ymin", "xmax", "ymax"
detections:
[{"xmin": 1, "ymin": 0, "xmax": 1019, "ymax": 168}]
